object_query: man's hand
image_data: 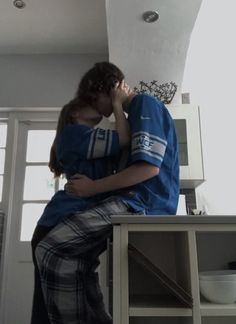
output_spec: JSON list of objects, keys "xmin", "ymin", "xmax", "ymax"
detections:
[
  {"xmin": 64, "ymin": 163, "xmax": 159, "ymax": 198},
  {"xmin": 65, "ymin": 174, "xmax": 98, "ymax": 197}
]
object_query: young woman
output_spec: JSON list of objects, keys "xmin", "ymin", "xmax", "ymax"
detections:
[{"xmin": 31, "ymin": 74, "xmax": 131, "ymax": 324}]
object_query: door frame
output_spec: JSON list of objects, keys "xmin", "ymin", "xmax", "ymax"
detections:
[{"xmin": 0, "ymin": 108, "xmax": 59, "ymax": 324}]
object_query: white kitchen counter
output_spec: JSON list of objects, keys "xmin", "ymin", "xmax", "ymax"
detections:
[
  {"xmin": 111, "ymin": 214, "xmax": 236, "ymax": 324},
  {"xmin": 111, "ymin": 215, "xmax": 236, "ymax": 224}
]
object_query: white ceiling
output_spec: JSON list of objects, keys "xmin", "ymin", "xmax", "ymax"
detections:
[
  {"xmin": 0, "ymin": 0, "xmax": 108, "ymax": 54},
  {"xmin": 107, "ymin": 0, "xmax": 202, "ymax": 102}
]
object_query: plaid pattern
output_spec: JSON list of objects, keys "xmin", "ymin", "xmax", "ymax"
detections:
[{"xmin": 36, "ymin": 197, "xmax": 131, "ymax": 324}]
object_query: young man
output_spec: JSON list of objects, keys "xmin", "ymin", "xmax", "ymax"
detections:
[{"xmin": 35, "ymin": 62, "xmax": 179, "ymax": 324}]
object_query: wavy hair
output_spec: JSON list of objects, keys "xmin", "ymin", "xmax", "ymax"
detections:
[
  {"xmin": 49, "ymin": 98, "xmax": 85, "ymax": 177},
  {"xmin": 49, "ymin": 62, "xmax": 125, "ymax": 177},
  {"xmin": 76, "ymin": 62, "xmax": 125, "ymax": 105}
]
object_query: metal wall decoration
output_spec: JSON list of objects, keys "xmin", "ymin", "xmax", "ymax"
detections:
[{"xmin": 133, "ymin": 81, "xmax": 177, "ymax": 104}]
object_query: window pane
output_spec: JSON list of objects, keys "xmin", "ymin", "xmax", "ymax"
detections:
[
  {"xmin": 174, "ymin": 119, "xmax": 188, "ymax": 166},
  {"xmin": 20, "ymin": 203, "xmax": 46, "ymax": 241},
  {"xmin": 0, "ymin": 124, "xmax": 7, "ymax": 147},
  {"xmin": 0, "ymin": 149, "xmax": 5, "ymax": 174},
  {"xmin": 0, "ymin": 175, "xmax": 3, "ymax": 202},
  {"xmin": 26, "ymin": 130, "xmax": 55, "ymax": 162},
  {"xmin": 23, "ymin": 166, "xmax": 55, "ymax": 200}
]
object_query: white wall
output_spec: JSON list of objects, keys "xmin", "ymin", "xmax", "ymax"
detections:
[
  {"xmin": 183, "ymin": 0, "xmax": 236, "ymax": 214},
  {"xmin": 106, "ymin": 0, "xmax": 202, "ymax": 103},
  {"xmin": 0, "ymin": 54, "xmax": 108, "ymax": 107},
  {"xmin": 106, "ymin": 0, "xmax": 236, "ymax": 214}
]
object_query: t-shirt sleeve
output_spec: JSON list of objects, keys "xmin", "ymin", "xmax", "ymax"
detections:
[
  {"xmin": 85, "ymin": 127, "xmax": 120, "ymax": 159},
  {"xmin": 128, "ymin": 95, "xmax": 168, "ymax": 168}
]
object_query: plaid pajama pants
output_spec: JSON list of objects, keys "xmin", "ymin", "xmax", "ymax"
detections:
[{"xmin": 35, "ymin": 196, "xmax": 133, "ymax": 324}]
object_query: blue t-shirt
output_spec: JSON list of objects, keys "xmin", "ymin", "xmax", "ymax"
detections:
[
  {"xmin": 119, "ymin": 94, "xmax": 180, "ymax": 215},
  {"xmin": 38, "ymin": 124, "xmax": 120, "ymax": 226}
]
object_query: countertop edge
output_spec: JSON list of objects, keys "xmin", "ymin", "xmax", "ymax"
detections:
[{"xmin": 110, "ymin": 215, "xmax": 236, "ymax": 224}]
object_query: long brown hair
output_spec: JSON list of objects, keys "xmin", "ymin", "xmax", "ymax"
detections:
[
  {"xmin": 49, "ymin": 98, "xmax": 85, "ymax": 177},
  {"xmin": 49, "ymin": 62, "xmax": 125, "ymax": 177}
]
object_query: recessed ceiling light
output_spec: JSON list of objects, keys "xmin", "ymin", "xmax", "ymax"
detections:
[
  {"xmin": 142, "ymin": 11, "xmax": 159, "ymax": 23},
  {"xmin": 13, "ymin": 0, "xmax": 26, "ymax": 9}
]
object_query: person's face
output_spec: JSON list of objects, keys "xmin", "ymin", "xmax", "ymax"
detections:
[{"xmin": 94, "ymin": 93, "xmax": 113, "ymax": 117}]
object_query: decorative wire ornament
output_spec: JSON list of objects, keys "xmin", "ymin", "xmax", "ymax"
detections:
[{"xmin": 133, "ymin": 81, "xmax": 177, "ymax": 104}]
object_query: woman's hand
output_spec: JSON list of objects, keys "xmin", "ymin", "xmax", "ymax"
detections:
[
  {"xmin": 64, "ymin": 174, "xmax": 98, "ymax": 197},
  {"xmin": 111, "ymin": 80, "xmax": 132, "ymax": 107}
]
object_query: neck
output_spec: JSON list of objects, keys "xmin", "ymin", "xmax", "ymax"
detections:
[
  {"xmin": 74, "ymin": 105, "xmax": 102, "ymax": 127},
  {"xmin": 77, "ymin": 116, "xmax": 101, "ymax": 128},
  {"xmin": 123, "ymin": 93, "xmax": 136, "ymax": 113}
]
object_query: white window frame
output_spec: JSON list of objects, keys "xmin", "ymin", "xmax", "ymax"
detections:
[
  {"xmin": 0, "ymin": 108, "xmax": 59, "ymax": 312},
  {"xmin": 0, "ymin": 118, "xmax": 8, "ymax": 205}
]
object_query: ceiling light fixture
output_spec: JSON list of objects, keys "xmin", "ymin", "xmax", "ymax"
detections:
[
  {"xmin": 13, "ymin": 0, "xmax": 26, "ymax": 9},
  {"xmin": 142, "ymin": 10, "xmax": 159, "ymax": 23}
]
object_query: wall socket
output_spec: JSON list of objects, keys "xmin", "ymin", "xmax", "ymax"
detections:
[{"xmin": 182, "ymin": 92, "xmax": 190, "ymax": 104}]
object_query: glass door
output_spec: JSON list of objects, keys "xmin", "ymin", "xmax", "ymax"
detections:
[{"xmin": 1, "ymin": 112, "xmax": 62, "ymax": 324}]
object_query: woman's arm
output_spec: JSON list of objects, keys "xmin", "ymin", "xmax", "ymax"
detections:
[{"xmin": 112, "ymin": 81, "xmax": 131, "ymax": 147}]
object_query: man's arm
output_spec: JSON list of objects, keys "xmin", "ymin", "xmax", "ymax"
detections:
[{"xmin": 66, "ymin": 162, "xmax": 159, "ymax": 197}]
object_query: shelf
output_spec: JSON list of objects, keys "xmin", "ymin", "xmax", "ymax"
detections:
[
  {"xmin": 130, "ymin": 295, "xmax": 192, "ymax": 317},
  {"xmin": 200, "ymin": 302, "xmax": 236, "ymax": 316},
  {"xmin": 128, "ymin": 241, "xmax": 193, "ymax": 308},
  {"xmin": 180, "ymin": 179, "xmax": 205, "ymax": 189},
  {"xmin": 112, "ymin": 221, "xmax": 236, "ymax": 324}
]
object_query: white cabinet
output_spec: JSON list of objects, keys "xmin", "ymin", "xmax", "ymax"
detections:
[
  {"xmin": 112, "ymin": 216, "xmax": 236, "ymax": 324},
  {"xmin": 166, "ymin": 104, "xmax": 205, "ymax": 189}
]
